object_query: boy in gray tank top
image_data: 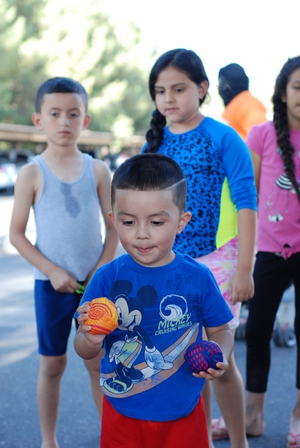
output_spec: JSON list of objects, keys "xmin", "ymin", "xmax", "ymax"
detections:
[{"xmin": 9, "ymin": 77, "xmax": 119, "ymax": 448}]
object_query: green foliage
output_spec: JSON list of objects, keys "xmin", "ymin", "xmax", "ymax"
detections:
[
  {"xmin": 0, "ymin": 0, "xmax": 48, "ymax": 124},
  {"xmin": 0, "ymin": 0, "xmax": 155, "ymax": 136}
]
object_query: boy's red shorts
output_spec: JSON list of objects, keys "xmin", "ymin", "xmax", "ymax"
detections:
[{"xmin": 100, "ymin": 394, "xmax": 209, "ymax": 448}]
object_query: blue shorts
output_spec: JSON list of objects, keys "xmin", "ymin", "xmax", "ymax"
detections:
[{"xmin": 34, "ymin": 280, "xmax": 82, "ymax": 356}]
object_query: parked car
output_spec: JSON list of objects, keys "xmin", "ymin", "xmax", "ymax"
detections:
[
  {"xmin": 0, "ymin": 160, "xmax": 17, "ymax": 191},
  {"xmin": 6, "ymin": 148, "xmax": 35, "ymax": 172},
  {"xmin": 0, "ymin": 149, "xmax": 35, "ymax": 192},
  {"xmin": 103, "ymin": 152, "xmax": 129, "ymax": 173}
]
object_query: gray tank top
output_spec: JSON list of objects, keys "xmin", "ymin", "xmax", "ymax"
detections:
[{"xmin": 33, "ymin": 154, "xmax": 103, "ymax": 281}]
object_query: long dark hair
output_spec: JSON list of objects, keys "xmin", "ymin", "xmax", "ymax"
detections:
[
  {"xmin": 272, "ymin": 56, "xmax": 300, "ymax": 203},
  {"xmin": 145, "ymin": 49, "xmax": 209, "ymax": 153}
]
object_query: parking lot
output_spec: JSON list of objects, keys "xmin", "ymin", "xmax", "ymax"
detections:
[{"xmin": 0, "ymin": 190, "xmax": 298, "ymax": 447}]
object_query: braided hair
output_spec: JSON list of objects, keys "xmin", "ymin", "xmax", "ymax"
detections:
[
  {"xmin": 145, "ymin": 49, "xmax": 209, "ymax": 153},
  {"xmin": 272, "ymin": 56, "xmax": 300, "ymax": 203}
]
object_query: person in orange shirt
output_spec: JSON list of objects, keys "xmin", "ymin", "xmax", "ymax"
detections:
[
  {"xmin": 218, "ymin": 63, "xmax": 267, "ymax": 140},
  {"xmin": 211, "ymin": 63, "xmax": 267, "ymax": 443}
]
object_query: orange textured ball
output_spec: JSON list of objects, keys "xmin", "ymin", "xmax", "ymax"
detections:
[{"xmin": 84, "ymin": 298, "xmax": 118, "ymax": 335}]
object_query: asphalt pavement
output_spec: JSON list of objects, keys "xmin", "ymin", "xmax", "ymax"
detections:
[{"xmin": 0, "ymin": 190, "xmax": 297, "ymax": 447}]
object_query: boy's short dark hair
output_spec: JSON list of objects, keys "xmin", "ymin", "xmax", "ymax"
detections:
[
  {"xmin": 35, "ymin": 77, "xmax": 88, "ymax": 112},
  {"xmin": 111, "ymin": 153, "xmax": 187, "ymax": 213}
]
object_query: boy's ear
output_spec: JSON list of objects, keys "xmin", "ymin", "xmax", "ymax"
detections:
[
  {"xmin": 83, "ymin": 114, "xmax": 91, "ymax": 130},
  {"xmin": 32, "ymin": 112, "xmax": 43, "ymax": 131},
  {"xmin": 176, "ymin": 211, "xmax": 192, "ymax": 234},
  {"xmin": 198, "ymin": 80, "xmax": 209, "ymax": 100},
  {"xmin": 108, "ymin": 210, "xmax": 115, "ymax": 226}
]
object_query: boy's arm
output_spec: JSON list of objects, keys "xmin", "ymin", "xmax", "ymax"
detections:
[
  {"xmin": 229, "ymin": 208, "xmax": 257, "ymax": 304},
  {"xmin": 194, "ymin": 323, "xmax": 233, "ymax": 380},
  {"xmin": 206, "ymin": 323, "xmax": 233, "ymax": 362},
  {"xmin": 9, "ymin": 163, "xmax": 78, "ymax": 293},
  {"xmin": 85, "ymin": 160, "xmax": 119, "ymax": 283}
]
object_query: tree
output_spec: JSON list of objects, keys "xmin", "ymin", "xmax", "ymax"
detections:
[
  {"xmin": 0, "ymin": 0, "xmax": 49, "ymax": 124},
  {"xmin": 0, "ymin": 0, "xmax": 156, "ymax": 137}
]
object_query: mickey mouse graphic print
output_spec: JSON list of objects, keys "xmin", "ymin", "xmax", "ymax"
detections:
[{"xmin": 78, "ymin": 253, "xmax": 233, "ymax": 422}]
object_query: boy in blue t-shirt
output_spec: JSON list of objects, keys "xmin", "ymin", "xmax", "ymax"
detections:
[{"xmin": 74, "ymin": 153, "xmax": 234, "ymax": 448}]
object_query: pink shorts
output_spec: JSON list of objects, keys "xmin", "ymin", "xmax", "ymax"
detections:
[
  {"xmin": 100, "ymin": 395, "xmax": 209, "ymax": 448},
  {"xmin": 195, "ymin": 237, "xmax": 241, "ymax": 329}
]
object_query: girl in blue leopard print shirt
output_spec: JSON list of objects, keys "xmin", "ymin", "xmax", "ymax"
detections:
[{"xmin": 143, "ymin": 48, "xmax": 257, "ymax": 448}]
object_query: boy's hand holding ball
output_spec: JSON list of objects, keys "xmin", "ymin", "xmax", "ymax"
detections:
[
  {"xmin": 185, "ymin": 341, "xmax": 227, "ymax": 379},
  {"xmin": 77, "ymin": 298, "xmax": 118, "ymax": 347},
  {"xmin": 84, "ymin": 298, "xmax": 118, "ymax": 334}
]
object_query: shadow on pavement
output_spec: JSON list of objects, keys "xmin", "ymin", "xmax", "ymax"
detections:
[{"xmin": 0, "ymin": 249, "xmax": 297, "ymax": 447}]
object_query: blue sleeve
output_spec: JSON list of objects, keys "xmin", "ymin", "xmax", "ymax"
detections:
[
  {"xmin": 214, "ymin": 122, "xmax": 257, "ymax": 211},
  {"xmin": 202, "ymin": 269, "xmax": 234, "ymax": 328},
  {"xmin": 74, "ymin": 269, "xmax": 108, "ymax": 318}
]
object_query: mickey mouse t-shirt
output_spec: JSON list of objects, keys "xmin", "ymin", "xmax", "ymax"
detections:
[{"xmin": 78, "ymin": 253, "xmax": 233, "ymax": 422}]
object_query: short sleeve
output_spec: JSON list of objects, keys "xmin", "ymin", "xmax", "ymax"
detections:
[
  {"xmin": 74, "ymin": 269, "xmax": 109, "ymax": 317},
  {"xmin": 246, "ymin": 125, "xmax": 264, "ymax": 156},
  {"xmin": 202, "ymin": 269, "xmax": 234, "ymax": 328}
]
